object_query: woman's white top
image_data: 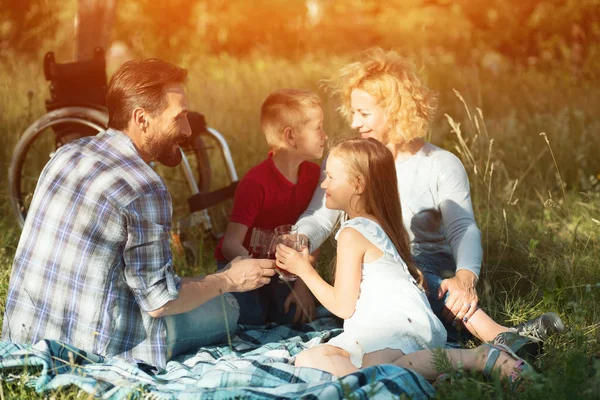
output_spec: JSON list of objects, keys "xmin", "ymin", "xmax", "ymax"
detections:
[
  {"xmin": 326, "ymin": 217, "xmax": 447, "ymax": 367},
  {"xmin": 296, "ymin": 142, "xmax": 483, "ymax": 277}
]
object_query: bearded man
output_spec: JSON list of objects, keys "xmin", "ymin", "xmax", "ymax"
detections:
[{"xmin": 3, "ymin": 59, "xmax": 275, "ymax": 369}]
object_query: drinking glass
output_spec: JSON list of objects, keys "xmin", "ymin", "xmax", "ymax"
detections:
[
  {"xmin": 273, "ymin": 224, "xmax": 298, "ymax": 237},
  {"xmin": 249, "ymin": 228, "xmax": 276, "ymax": 259},
  {"xmin": 271, "ymin": 225, "xmax": 307, "ymax": 282}
]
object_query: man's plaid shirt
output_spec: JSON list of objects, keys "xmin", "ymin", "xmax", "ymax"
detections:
[{"xmin": 2, "ymin": 129, "xmax": 182, "ymax": 368}]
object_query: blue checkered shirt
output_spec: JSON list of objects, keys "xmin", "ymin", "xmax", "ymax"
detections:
[{"xmin": 2, "ymin": 129, "xmax": 182, "ymax": 368}]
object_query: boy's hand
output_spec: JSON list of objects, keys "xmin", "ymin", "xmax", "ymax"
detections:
[
  {"xmin": 222, "ymin": 257, "xmax": 276, "ymax": 292},
  {"xmin": 284, "ymin": 279, "xmax": 315, "ymax": 325},
  {"xmin": 275, "ymin": 244, "xmax": 312, "ymax": 277}
]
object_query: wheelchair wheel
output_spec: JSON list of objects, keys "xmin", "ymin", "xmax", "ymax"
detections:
[
  {"xmin": 8, "ymin": 107, "xmax": 108, "ymax": 227},
  {"xmin": 9, "ymin": 106, "xmax": 213, "ymax": 228}
]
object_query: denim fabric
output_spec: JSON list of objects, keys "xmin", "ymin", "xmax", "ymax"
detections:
[
  {"xmin": 413, "ymin": 251, "xmax": 473, "ymax": 344},
  {"xmin": 216, "ymin": 260, "xmax": 297, "ymax": 326},
  {"xmin": 163, "ymin": 293, "xmax": 240, "ymax": 360}
]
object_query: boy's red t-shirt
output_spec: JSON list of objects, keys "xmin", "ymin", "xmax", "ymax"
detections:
[{"xmin": 214, "ymin": 154, "xmax": 321, "ymax": 260}]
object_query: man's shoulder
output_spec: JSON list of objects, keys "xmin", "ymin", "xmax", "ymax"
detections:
[
  {"xmin": 50, "ymin": 130, "xmax": 167, "ymax": 205},
  {"xmin": 58, "ymin": 129, "xmax": 136, "ymax": 164}
]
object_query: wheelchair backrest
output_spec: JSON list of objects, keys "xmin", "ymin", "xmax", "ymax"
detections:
[{"xmin": 44, "ymin": 47, "xmax": 107, "ymax": 112}]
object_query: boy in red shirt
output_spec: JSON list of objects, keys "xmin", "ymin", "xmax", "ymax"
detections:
[{"xmin": 215, "ymin": 89, "xmax": 327, "ymax": 326}]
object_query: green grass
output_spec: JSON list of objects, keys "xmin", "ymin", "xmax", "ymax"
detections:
[{"xmin": 0, "ymin": 52, "xmax": 598, "ymax": 399}]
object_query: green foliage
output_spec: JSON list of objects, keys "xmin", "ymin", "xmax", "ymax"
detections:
[
  {"xmin": 0, "ymin": 15, "xmax": 599, "ymax": 397},
  {"xmin": 0, "ymin": 0, "xmax": 76, "ymax": 61},
  {"xmin": 3, "ymin": 0, "xmax": 600, "ymax": 67}
]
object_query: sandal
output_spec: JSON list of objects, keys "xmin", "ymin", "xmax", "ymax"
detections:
[
  {"xmin": 491, "ymin": 331, "xmax": 542, "ymax": 368},
  {"xmin": 482, "ymin": 343, "xmax": 538, "ymax": 392}
]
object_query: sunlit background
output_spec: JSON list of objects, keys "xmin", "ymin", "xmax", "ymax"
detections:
[
  {"xmin": 2, "ymin": 0, "xmax": 597, "ymax": 67},
  {"xmin": 1, "ymin": 0, "xmax": 599, "ymax": 259},
  {"xmin": 0, "ymin": 3, "xmax": 599, "ymax": 397}
]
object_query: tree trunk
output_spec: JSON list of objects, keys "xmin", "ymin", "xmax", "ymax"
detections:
[{"xmin": 75, "ymin": 0, "xmax": 117, "ymax": 60}]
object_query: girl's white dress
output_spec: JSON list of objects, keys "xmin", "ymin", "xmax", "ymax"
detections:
[{"xmin": 327, "ymin": 217, "xmax": 447, "ymax": 368}]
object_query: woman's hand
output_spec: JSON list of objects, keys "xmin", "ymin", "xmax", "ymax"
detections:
[
  {"xmin": 437, "ymin": 270, "xmax": 479, "ymax": 322},
  {"xmin": 275, "ymin": 244, "xmax": 312, "ymax": 277}
]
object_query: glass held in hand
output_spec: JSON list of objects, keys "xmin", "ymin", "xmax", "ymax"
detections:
[
  {"xmin": 272, "ymin": 232, "xmax": 308, "ymax": 282},
  {"xmin": 273, "ymin": 224, "xmax": 298, "ymax": 237},
  {"xmin": 249, "ymin": 227, "xmax": 276, "ymax": 259}
]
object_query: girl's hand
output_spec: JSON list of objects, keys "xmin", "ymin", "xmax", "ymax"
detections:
[{"xmin": 275, "ymin": 244, "xmax": 312, "ymax": 277}]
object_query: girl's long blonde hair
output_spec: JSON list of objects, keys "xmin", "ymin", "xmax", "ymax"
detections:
[
  {"xmin": 325, "ymin": 47, "xmax": 438, "ymax": 145},
  {"xmin": 331, "ymin": 138, "xmax": 425, "ymax": 288}
]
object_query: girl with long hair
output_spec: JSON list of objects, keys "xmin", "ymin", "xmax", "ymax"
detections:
[{"xmin": 275, "ymin": 138, "xmax": 533, "ymax": 386}]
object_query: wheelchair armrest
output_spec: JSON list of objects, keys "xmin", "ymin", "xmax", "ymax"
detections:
[{"xmin": 187, "ymin": 182, "xmax": 239, "ymax": 212}]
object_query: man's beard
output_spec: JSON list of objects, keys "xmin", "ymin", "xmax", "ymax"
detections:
[{"xmin": 146, "ymin": 136, "xmax": 184, "ymax": 167}]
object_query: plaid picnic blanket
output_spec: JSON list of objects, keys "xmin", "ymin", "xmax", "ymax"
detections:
[{"xmin": 0, "ymin": 317, "xmax": 435, "ymax": 399}]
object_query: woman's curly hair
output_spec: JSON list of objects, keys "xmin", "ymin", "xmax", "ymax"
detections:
[{"xmin": 325, "ymin": 48, "xmax": 438, "ymax": 144}]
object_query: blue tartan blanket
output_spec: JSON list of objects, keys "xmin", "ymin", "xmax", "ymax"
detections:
[{"xmin": 0, "ymin": 317, "xmax": 435, "ymax": 399}]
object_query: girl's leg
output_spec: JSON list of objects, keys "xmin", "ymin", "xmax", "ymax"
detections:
[
  {"xmin": 295, "ymin": 344, "xmax": 358, "ymax": 376},
  {"xmin": 362, "ymin": 348, "xmax": 406, "ymax": 367},
  {"xmin": 392, "ymin": 345, "xmax": 522, "ymax": 381}
]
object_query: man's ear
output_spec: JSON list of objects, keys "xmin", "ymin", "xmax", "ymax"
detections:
[
  {"xmin": 283, "ymin": 126, "xmax": 296, "ymax": 148},
  {"xmin": 132, "ymin": 108, "xmax": 147, "ymax": 131}
]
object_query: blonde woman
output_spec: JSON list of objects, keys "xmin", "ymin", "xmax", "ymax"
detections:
[{"xmin": 296, "ymin": 48, "xmax": 564, "ymax": 346}]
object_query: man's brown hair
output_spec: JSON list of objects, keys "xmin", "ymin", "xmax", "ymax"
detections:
[{"xmin": 106, "ymin": 59, "xmax": 187, "ymax": 130}]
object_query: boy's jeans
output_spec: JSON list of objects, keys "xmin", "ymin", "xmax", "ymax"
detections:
[{"xmin": 163, "ymin": 293, "xmax": 240, "ymax": 360}]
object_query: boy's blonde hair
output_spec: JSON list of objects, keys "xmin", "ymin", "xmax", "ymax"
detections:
[
  {"xmin": 326, "ymin": 47, "xmax": 438, "ymax": 144},
  {"xmin": 330, "ymin": 138, "xmax": 425, "ymax": 289},
  {"xmin": 260, "ymin": 89, "xmax": 322, "ymax": 149}
]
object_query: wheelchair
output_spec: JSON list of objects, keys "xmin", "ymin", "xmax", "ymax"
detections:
[{"xmin": 8, "ymin": 48, "xmax": 239, "ymax": 257}]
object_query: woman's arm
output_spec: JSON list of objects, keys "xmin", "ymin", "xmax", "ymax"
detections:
[
  {"xmin": 436, "ymin": 153, "xmax": 483, "ymax": 277},
  {"xmin": 296, "ymin": 157, "xmax": 342, "ymax": 252},
  {"xmin": 435, "ymin": 152, "xmax": 483, "ymax": 321}
]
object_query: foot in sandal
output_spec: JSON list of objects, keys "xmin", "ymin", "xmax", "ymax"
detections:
[{"xmin": 479, "ymin": 343, "xmax": 538, "ymax": 391}]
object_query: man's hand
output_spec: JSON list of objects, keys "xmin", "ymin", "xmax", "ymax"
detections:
[
  {"xmin": 438, "ymin": 270, "xmax": 479, "ymax": 322},
  {"xmin": 284, "ymin": 279, "xmax": 316, "ymax": 325},
  {"xmin": 222, "ymin": 256, "xmax": 276, "ymax": 292}
]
